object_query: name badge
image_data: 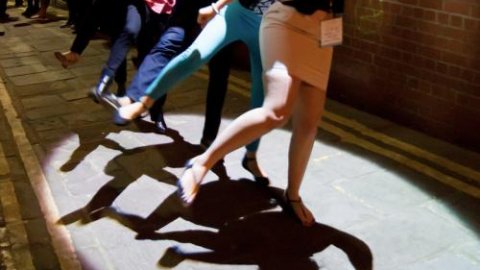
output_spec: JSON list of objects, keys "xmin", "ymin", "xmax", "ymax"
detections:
[{"xmin": 320, "ymin": 17, "xmax": 343, "ymax": 47}]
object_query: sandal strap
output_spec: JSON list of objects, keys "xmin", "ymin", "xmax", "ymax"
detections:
[{"xmin": 285, "ymin": 192, "xmax": 302, "ymax": 203}]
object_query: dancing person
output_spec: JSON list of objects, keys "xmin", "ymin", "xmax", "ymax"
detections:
[
  {"xmin": 55, "ymin": 0, "xmax": 173, "ymax": 107},
  {"xmin": 176, "ymin": 0, "xmax": 344, "ymax": 226},
  {"xmin": 112, "ymin": 0, "xmax": 274, "ymax": 182},
  {"xmin": 113, "ymin": 0, "xmax": 212, "ymax": 133},
  {"xmin": 54, "ymin": 0, "xmax": 130, "ymax": 96}
]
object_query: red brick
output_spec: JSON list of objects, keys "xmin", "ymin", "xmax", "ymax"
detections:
[
  {"xmin": 472, "ymin": 6, "xmax": 480, "ymax": 17},
  {"xmin": 464, "ymin": 18, "xmax": 479, "ymax": 31},
  {"xmin": 430, "ymin": 85, "xmax": 456, "ymax": 101},
  {"xmin": 423, "ymin": 10, "xmax": 437, "ymax": 21},
  {"xmin": 463, "ymin": 35, "xmax": 480, "ymax": 48},
  {"xmin": 473, "ymin": 73, "xmax": 480, "ymax": 85},
  {"xmin": 399, "ymin": 0, "xmax": 418, "ymax": 5},
  {"xmin": 437, "ymin": 13, "xmax": 449, "ymax": 25},
  {"xmin": 406, "ymin": 77, "xmax": 434, "ymax": 94},
  {"xmin": 470, "ymin": 59, "xmax": 480, "ymax": 70},
  {"xmin": 443, "ymin": 39, "xmax": 465, "ymax": 54},
  {"xmin": 357, "ymin": 39, "xmax": 378, "ymax": 54},
  {"xmin": 374, "ymin": 55, "xmax": 397, "ymax": 69},
  {"xmin": 444, "ymin": 1, "xmax": 471, "ymax": 16},
  {"xmin": 447, "ymin": 65, "xmax": 463, "ymax": 78},
  {"xmin": 423, "ymin": 58, "xmax": 436, "ymax": 70},
  {"xmin": 353, "ymin": 49, "xmax": 374, "ymax": 63},
  {"xmin": 436, "ymin": 62, "xmax": 449, "ymax": 74},
  {"xmin": 417, "ymin": 46, "xmax": 443, "ymax": 59},
  {"xmin": 459, "ymin": 69, "xmax": 475, "ymax": 82},
  {"xmin": 454, "ymin": 83, "xmax": 480, "ymax": 97},
  {"xmin": 440, "ymin": 27, "xmax": 467, "ymax": 40},
  {"xmin": 383, "ymin": 1, "xmax": 402, "ymax": 14},
  {"xmin": 402, "ymin": 6, "xmax": 416, "ymax": 16},
  {"xmin": 378, "ymin": 46, "xmax": 402, "ymax": 59},
  {"xmin": 442, "ymin": 51, "xmax": 468, "ymax": 66},
  {"xmin": 417, "ymin": 20, "xmax": 444, "ymax": 34},
  {"xmin": 343, "ymin": 23, "xmax": 355, "ymax": 35},
  {"xmin": 449, "ymin": 15, "xmax": 464, "ymax": 28},
  {"xmin": 402, "ymin": 52, "xmax": 414, "ymax": 64},
  {"xmin": 415, "ymin": 95, "xmax": 456, "ymax": 122},
  {"xmin": 418, "ymin": 79, "xmax": 433, "ymax": 93},
  {"xmin": 419, "ymin": 0, "xmax": 442, "ymax": 10},
  {"xmin": 456, "ymin": 93, "xmax": 480, "ymax": 111}
]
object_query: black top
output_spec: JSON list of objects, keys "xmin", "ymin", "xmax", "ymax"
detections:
[{"xmin": 283, "ymin": 0, "xmax": 344, "ymax": 15}]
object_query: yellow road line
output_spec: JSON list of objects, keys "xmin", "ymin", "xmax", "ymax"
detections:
[
  {"xmin": 0, "ymin": 80, "xmax": 81, "ymax": 270},
  {"xmin": 0, "ymin": 145, "xmax": 35, "ymax": 270},
  {"xmin": 321, "ymin": 122, "xmax": 480, "ymax": 199},
  {"xmin": 324, "ymin": 111, "xmax": 480, "ymax": 183}
]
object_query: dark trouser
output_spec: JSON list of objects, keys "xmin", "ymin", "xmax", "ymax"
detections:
[
  {"xmin": 102, "ymin": 4, "xmax": 142, "ymax": 78},
  {"xmin": 70, "ymin": 0, "xmax": 127, "ymax": 55},
  {"xmin": 202, "ymin": 44, "xmax": 234, "ymax": 142},
  {"xmin": 26, "ymin": 0, "xmax": 39, "ymax": 9},
  {"xmin": 65, "ymin": 0, "xmax": 81, "ymax": 25},
  {"xmin": 0, "ymin": 0, "xmax": 6, "ymax": 16}
]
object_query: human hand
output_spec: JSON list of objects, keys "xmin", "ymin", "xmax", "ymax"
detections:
[{"xmin": 197, "ymin": 4, "xmax": 218, "ymax": 28}]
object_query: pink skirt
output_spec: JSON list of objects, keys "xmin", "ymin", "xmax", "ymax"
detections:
[{"xmin": 260, "ymin": 2, "xmax": 334, "ymax": 90}]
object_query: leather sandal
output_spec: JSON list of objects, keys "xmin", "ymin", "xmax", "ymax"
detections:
[
  {"xmin": 284, "ymin": 193, "xmax": 315, "ymax": 226},
  {"xmin": 242, "ymin": 156, "xmax": 270, "ymax": 186},
  {"xmin": 177, "ymin": 159, "xmax": 201, "ymax": 206}
]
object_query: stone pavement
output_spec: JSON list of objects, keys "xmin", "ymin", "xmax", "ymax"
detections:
[{"xmin": 0, "ymin": 3, "xmax": 480, "ymax": 270}]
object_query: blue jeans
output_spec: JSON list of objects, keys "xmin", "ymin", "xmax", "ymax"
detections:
[
  {"xmin": 145, "ymin": 1, "xmax": 264, "ymax": 151},
  {"xmin": 127, "ymin": 26, "xmax": 186, "ymax": 121},
  {"xmin": 103, "ymin": 4, "xmax": 142, "ymax": 78}
]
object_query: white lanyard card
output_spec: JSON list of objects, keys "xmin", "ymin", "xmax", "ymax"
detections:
[{"xmin": 320, "ymin": 17, "xmax": 343, "ymax": 47}]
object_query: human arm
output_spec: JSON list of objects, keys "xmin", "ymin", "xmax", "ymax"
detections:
[{"xmin": 197, "ymin": 0, "xmax": 233, "ymax": 27}]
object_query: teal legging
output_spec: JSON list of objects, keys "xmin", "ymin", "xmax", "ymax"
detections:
[{"xmin": 145, "ymin": 1, "xmax": 264, "ymax": 152}]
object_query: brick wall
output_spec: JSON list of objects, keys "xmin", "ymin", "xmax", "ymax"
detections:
[{"xmin": 329, "ymin": 0, "xmax": 480, "ymax": 151}]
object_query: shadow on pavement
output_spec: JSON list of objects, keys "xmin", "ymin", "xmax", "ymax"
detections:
[
  {"xmin": 57, "ymin": 123, "xmax": 228, "ymax": 225},
  {"xmin": 103, "ymin": 180, "xmax": 372, "ymax": 270},
  {"xmin": 105, "ymin": 179, "xmax": 280, "ymax": 233},
  {"xmin": 154, "ymin": 212, "xmax": 372, "ymax": 270}
]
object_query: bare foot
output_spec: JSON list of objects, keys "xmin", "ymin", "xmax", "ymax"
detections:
[{"xmin": 177, "ymin": 160, "xmax": 203, "ymax": 206}]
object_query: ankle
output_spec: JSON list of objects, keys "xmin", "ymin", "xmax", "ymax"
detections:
[
  {"xmin": 139, "ymin": 96, "xmax": 154, "ymax": 109},
  {"xmin": 245, "ymin": 151, "xmax": 257, "ymax": 159},
  {"xmin": 285, "ymin": 189, "xmax": 301, "ymax": 201}
]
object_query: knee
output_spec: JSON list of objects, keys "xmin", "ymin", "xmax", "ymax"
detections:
[
  {"xmin": 262, "ymin": 108, "xmax": 289, "ymax": 129},
  {"xmin": 124, "ymin": 24, "xmax": 140, "ymax": 39},
  {"xmin": 262, "ymin": 68, "xmax": 295, "ymax": 127}
]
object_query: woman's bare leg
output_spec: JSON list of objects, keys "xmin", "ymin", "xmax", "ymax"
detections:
[
  {"xmin": 178, "ymin": 65, "xmax": 301, "ymax": 203},
  {"xmin": 286, "ymin": 82, "xmax": 326, "ymax": 226}
]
